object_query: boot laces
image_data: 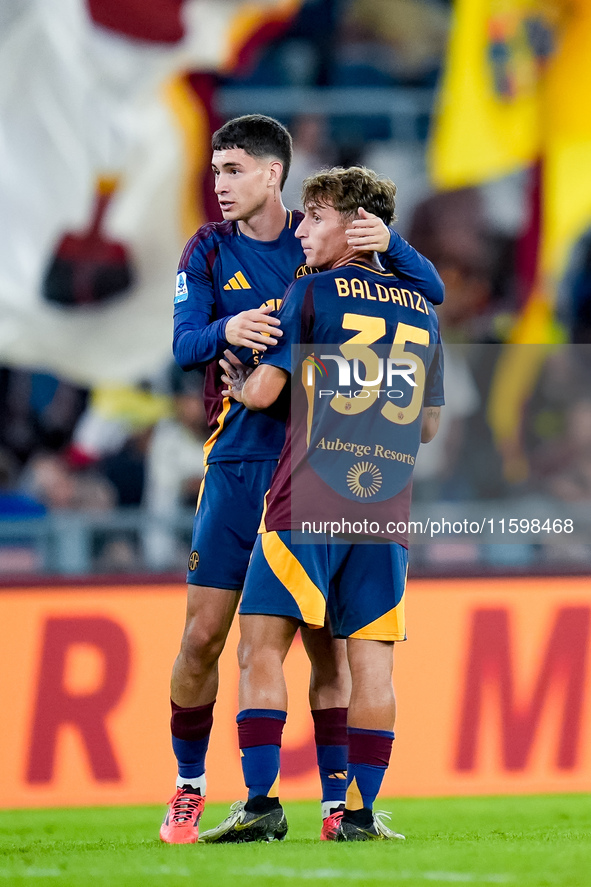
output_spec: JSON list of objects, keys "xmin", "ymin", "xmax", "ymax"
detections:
[{"xmin": 168, "ymin": 789, "xmax": 203, "ymax": 824}]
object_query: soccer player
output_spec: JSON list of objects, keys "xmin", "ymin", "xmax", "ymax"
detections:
[
  {"xmin": 200, "ymin": 166, "xmax": 443, "ymax": 843},
  {"xmin": 161, "ymin": 115, "xmax": 445, "ymax": 844}
]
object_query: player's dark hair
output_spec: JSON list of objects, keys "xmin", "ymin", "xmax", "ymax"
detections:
[
  {"xmin": 211, "ymin": 115, "xmax": 293, "ymax": 190},
  {"xmin": 301, "ymin": 166, "xmax": 397, "ymax": 225}
]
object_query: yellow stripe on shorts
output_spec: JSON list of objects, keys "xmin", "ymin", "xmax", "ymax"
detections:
[
  {"xmin": 261, "ymin": 531, "xmax": 326, "ymax": 627},
  {"xmin": 348, "ymin": 596, "xmax": 406, "ymax": 641},
  {"xmin": 350, "ymin": 563, "xmax": 407, "ymax": 641}
]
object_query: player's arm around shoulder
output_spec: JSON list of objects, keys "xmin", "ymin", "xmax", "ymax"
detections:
[{"xmin": 345, "ymin": 208, "xmax": 444, "ymax": 305}]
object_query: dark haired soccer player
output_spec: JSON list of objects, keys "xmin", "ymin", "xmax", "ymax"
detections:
[
  {"xmin": 200, "ymin": 166, "xmax": 443, "ymax": 843},
  {"xmin": 161, "ymin": 115, "xmax": 445, "ymax": 843}
]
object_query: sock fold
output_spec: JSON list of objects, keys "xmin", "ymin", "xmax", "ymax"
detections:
[
  {"xmin": 346, "ymin": 726, "xmax": 394, "ymax": 812},
  {"xmin": 171, "ymin": 699, "xmax": 215, "ymax": 741},
  {"xmin": 312, "ymin": 707, "xmax": 348, "ymax": 806},
  {"xmin": 170, "ymin": 699, "xmax": 215, "ymax": 782}
]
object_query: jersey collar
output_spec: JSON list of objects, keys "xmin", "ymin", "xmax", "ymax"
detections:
[{"xmin": 235, "ymin": 211, "xmax": 295, "ymax": 252}]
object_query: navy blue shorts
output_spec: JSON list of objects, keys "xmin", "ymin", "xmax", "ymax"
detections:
[
  {"xmin": 240, "ymin": 530, "xmax": 408, "ymax": 641},
  {"xmin": 186, "ymin": 460, "xmax": 278, "ymax": 589}
]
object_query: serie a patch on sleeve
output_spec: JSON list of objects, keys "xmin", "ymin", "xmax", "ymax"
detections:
[{"xmin": 174, "ymin": 271, "xmax": 189, "ymax": 303}]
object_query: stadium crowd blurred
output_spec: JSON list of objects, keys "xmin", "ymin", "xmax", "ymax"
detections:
[{"xmin": 1, "ymin": 0, "xmax": 590, "ymax": 576}]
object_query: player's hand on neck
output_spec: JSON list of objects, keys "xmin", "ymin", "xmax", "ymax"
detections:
[
  {"xmin": 345, "ymin": 207, "xmax": 391, "ymax": 254},
  {"xmin": 330, "ymin": 207, "xmax": 389, "ymax": 268}
]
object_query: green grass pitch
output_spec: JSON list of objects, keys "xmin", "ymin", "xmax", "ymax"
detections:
[{"xmin": 1, "ymin": 795, "xmax": 590, "ymax": 887}]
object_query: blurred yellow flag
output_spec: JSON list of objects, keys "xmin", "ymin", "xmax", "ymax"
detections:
[
  {"xmin": 541, "ymin": 0, "xmax": 591, "ymax": 279},
  {"xmin": 429, "ymin": 0, "xmax": 557, "ymax": 188},
  {"xmin": 431, "ymin": 0, "xmax": 591, "ymax": 291}
]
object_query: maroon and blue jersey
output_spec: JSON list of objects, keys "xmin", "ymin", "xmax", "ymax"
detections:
[
  {"xmin": 173, "ymin": 212, "xmax": 444, "ymax": 465},
  {"xmin": 258, "ymin": 261, "xmax": 444, "ymax": 546},
  {"xmin": 174, "ymin": 211, "xmax": 304, "ymax": 463}
]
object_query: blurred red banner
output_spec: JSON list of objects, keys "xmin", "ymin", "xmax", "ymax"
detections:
[{"xmin": 1, "ymin": 576, "xmax": 590, "ymax": 808}]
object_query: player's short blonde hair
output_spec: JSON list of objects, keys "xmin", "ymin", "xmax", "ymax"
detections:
[{"xmin": 301, "ymin": 166, "xmax": 397, "ymax": 225}]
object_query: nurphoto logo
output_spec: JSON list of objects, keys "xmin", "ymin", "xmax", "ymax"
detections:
[{"xmin": 304, "ymin": 353, "xmax": 417, "ymax": 389}]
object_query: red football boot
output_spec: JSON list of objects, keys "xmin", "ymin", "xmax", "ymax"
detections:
[
  {"xmin": 160, "ymin": 787, "xmax": 205, "ymax": 844},
  {"xmin": 320, "ymin": 805, "xmax": 344, "ymax": 841}
]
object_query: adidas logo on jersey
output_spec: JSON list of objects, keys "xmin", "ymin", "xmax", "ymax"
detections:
[{"xmin": 224, "ymin": 271, "xmax": 251, "ymax": 290}]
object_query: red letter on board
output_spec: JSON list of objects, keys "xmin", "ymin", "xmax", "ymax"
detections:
[
  {"xmin": 26, "ymin": 617, "xmax": 130, "ymax": 783},
  {"xmin": 455, "ymin": 607, "xmax": 590, "ymax": 771}
]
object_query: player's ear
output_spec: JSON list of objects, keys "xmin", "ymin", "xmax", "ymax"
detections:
[{"xmin": 268, "ymin": 159, "xmax": 283, "ymax": 189}]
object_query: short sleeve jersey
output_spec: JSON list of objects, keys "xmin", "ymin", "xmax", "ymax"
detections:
[{"xmin": 259, "ymin": 261, "xmax": 444, "ymax": 546}]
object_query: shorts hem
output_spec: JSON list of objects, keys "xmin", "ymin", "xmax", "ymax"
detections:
[
  {"xmin": 340, "ymin": 632, "xmax": 407, "ymax": 642},
  {"xmin": 205, "ymin": 454, "xmax": 282, "ymax": 464},
  {"xmin": 239, "ymin": 607, "xmax": 306, "ymax": 621},
  {"xmin": 187, "ymin": 578, "xmax": 243, "ymax": 591},
  {"xmin": 239, "ymin": 607, "xmax": 325, "ymax": 628}
]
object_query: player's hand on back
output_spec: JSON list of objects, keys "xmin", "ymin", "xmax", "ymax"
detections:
[
  {"xmin": 220, "ymin": 350, "xmax": 252, "ymax": 402},
  {"xmin": 225, "ymin": 304, "xmax": 282, "ymax": 351},
  {"xmin": 345, "ymin": 207, "xmax": 390, "ymax": 253}
]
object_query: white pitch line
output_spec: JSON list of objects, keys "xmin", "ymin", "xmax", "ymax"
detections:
[
  {"xmin": 0, "ymin": 864, "xmax": 512, "ymax": 883},
  {"xmin": 230, "ymin": 865, "xmax": 513, "ymax": 884}
]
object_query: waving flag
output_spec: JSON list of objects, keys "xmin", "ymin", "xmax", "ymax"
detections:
[
  {"xmin": 431, "ymin": 0, "xmax": 591, "ymax": 300},
  {"xmin": 430, "ymin": 0, "xmax": 591, "ymax": 481},
  {"xmin": 0, "ymin": 0, "xmax": 300, "ymax": 387},
  {"xmin": 540, "ymin": 0, "xmax": 591, "ymax": 282},
  {"xmin": 429, "ymin": 0, "xmax": 560, "ymax": 189}
]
